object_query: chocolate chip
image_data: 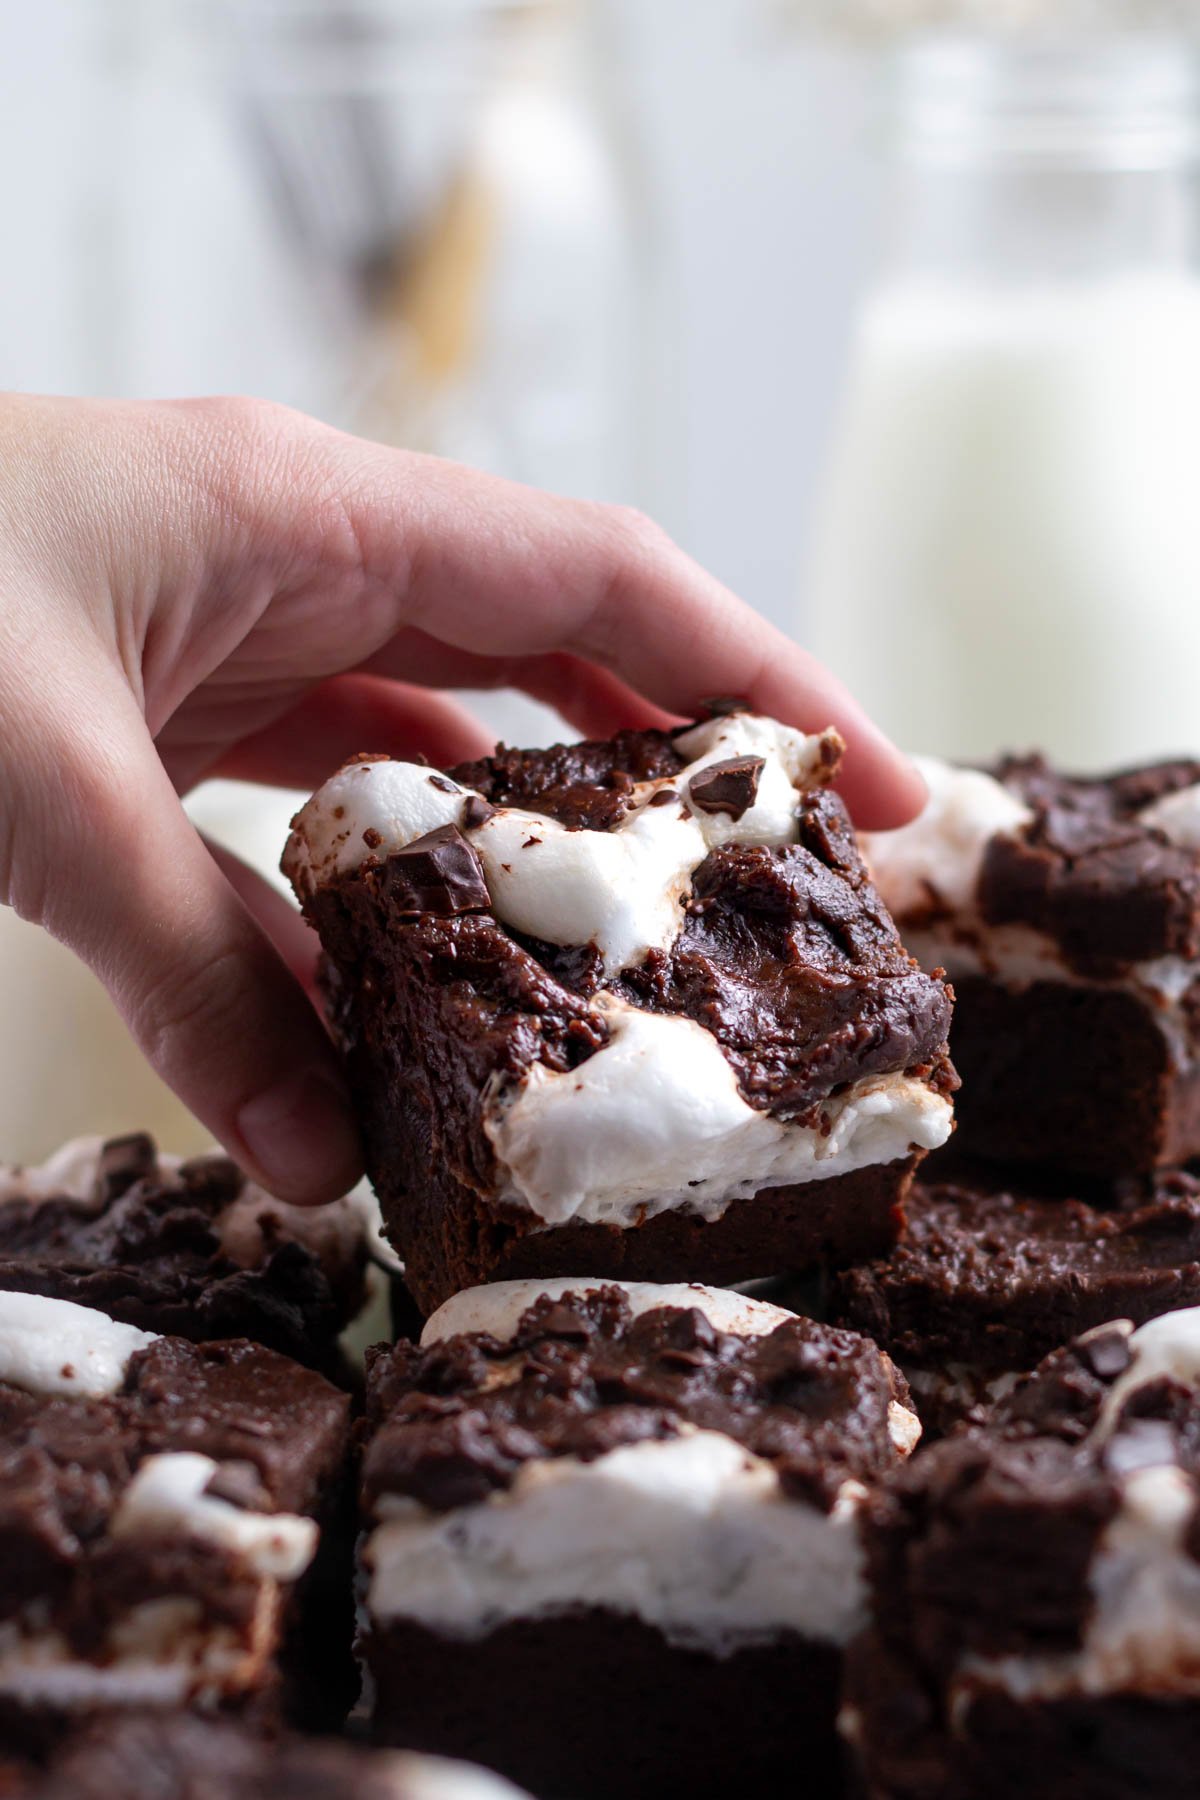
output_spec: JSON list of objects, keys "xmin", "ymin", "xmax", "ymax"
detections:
[
  {"xmin": 522, "ymin": 835, "xmax": 542, "ymax": 849},
  {"xmin": 204, "ymin": 1459, "xmax": 272, "ymax": 1511},
  {"xmin": 383, "ymin": 825, "xmax": 491, "ymax": 917},
  {"xmin": 427, "ymin": 774, "xmax": 458, "ymax": 794},
  {"xmin": 687, "ymin": 755, "xmax": 765, "ymax": 820},
  {"xmin": 96, "ymin": 1133, "xmax": 158, "ymax": 1203},
  {"xmin": 462, "ymin": 795, "xmax": 497, "ymax": 830},
  {"xmin": 648, "ymin": 788, "xmax": 678, "ymax": 807},
  {"xmin": 1077, "ymin": 1325, "xmax": 1134, "ymax": 1381},
  {"xmin": 362, "ymin": 827, "xmax": 382, "ymax": 849}
]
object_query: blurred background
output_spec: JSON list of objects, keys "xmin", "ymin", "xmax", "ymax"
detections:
[{"xmin": 3, "ymin": 0, "xmax": 1199, "ymax": 1153}]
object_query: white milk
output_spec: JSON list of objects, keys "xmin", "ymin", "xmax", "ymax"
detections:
[{"xmin": 806, "ymin": 273, "xmax": 1200, "ymax": 768}]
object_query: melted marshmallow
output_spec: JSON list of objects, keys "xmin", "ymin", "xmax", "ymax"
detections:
[
  {"xmin": 111, "ymin": 1453, "xmax": 317, "ymax": 1582},
  {"xmin": 954, "ymin": 1307, "xmax": 1200, "ymax": 1706},
  {"xmin": 365, "ymin": 1428, "xmax": 870, "ymax": 1652},
  {"xmin": 282, "ymin": 715, "xmax": 837, "ymax": 976},
  {"xmin": 1141, "ymin": 781, "xmax": 1200, "ymax": 851},
  {"xmin": 0, "ymin": 1604, "xmax": 260, "ymax": 1710},
  {"xmin": 1097, "ymin": 1308, "xmax": 1200, "ymax": 1440},
  {"xmin": 376, "ymin": 1758, "xmax": 533, "ymax": 1800},
  {"xmin": 421, "ymin": 1277, "xmax": 799, "ymax": 1348},
  {"xmin": 861, "ymin": 755, "xmax": 1033, "ymax": 919},
  {"xmin": 0, "ymin": 1290, "xmax": 157, "ymax": 1398},
  {"xmin": 482, "ymin": 997, "xmax": 952, "ymax": 1228}
]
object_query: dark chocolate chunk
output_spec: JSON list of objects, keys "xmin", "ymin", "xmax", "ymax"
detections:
[
  {"xmin": 1077, "ymin": 1324, "xmax": 1134, "ymax": 1381},
  {"xmin": 462, "ymin": 794, "xmax": 498, "ymax": 830},
  {"xmin": 95, "ymin": 1133, "xmax": 157, "ymax": 1203},
  {"xmin": 382, "ymin": 825, "xmax": 490, "ymax": 917},
  {"xmin": 687, "ymin": 756, "xmax": 765, "ymax": 820},
  {"xmin": 427, "ymin": 775, "xmax": 459, "ymax": 794},
  {"xmin": 648, "ymin": 788, "xmax": 678, "ymax": 807}
]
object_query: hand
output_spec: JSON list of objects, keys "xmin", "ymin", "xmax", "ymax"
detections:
[{"xmin": 0, "ymin": 394, "xmax": 923, "ymax": 1203}]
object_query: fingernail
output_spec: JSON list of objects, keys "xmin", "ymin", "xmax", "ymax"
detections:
[{"xmin": 236, "ymin": 1065, "xmax": 362, "ymax": 1203}]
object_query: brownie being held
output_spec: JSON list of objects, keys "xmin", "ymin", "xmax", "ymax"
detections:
[
  {"xmin": 863, "ymin": 754, "xmax": 1200, "ymax": 1177},
  {"xmin": 358, "ymin": 1276, "xmax": 920, "ymax": 1799},
  {"xmin": 285, "ymin": 710, "xmax": 955, "ymax": 1311},
  {"xmin": 846, "ymin": 1305, "xmax": 1200, "ymax": 1799}
]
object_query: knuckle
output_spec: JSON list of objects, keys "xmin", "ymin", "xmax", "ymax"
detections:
[
  {"xmin": 605, "ymin": 503, "xmax": 675, "ymax": 563},
  {"xmin": 131, "ymin": 943, "xmax": 251, "ymax": 1087}
]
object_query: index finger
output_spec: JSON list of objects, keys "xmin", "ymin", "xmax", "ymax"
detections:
[{"xmin": 335, "ymin": 451, "xmax": 924, "ymax": 830}]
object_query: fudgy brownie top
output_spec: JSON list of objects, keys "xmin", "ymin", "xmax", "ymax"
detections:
[
  {"xmin": 31, "ymin": 1717, "xmax": 509, "ymax": 1800},
  {"xmin": 831, "ymin": 1167, "xmax": 1200, "ymax": 1375},
  {"xmin": 0, "ymin": 1133, "xmax": 367, "ymax": 1360},
  {"xmin": 979, "ymin": 755, "xmax": 1200, "ymax": 969},
  {"xmin": 362, "ymin": 1286, "xmax": 911, "ymax": 1515},
  {"xmin": 864, "ymin": 1312, "xmax": 1200, "ymax": 1673},
  {"xmin": 309, "ymin": 718, "xmax": 954, "ymax": 1126},
  {"xmin": 0, "ymin": 1332, "xmax": 349, "ymax": 1634}
]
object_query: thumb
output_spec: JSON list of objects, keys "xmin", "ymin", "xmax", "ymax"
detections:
[{"xmin": 12, "ymin": 685, "xmax": 361, "ymax": 1205}]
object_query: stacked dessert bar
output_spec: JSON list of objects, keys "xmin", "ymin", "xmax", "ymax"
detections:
[
  {"xmin": 283, "ymin": 708, "xmax": 952, "ymax": 1792},
  {"xmin": 848, "ymin": 753, "xmax": 1200, "ymax": 1429}
]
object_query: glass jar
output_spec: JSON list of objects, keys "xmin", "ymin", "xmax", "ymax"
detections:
[
  {"xmin": 104, "ymin": 0, "xmax": 642, "ymax": 501},
  {"xmin": 804, "ymin": 33, "xmax": 1200, "ymax": 766}
]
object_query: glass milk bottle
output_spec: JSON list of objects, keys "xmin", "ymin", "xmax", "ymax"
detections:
[{"xmin": 805, "ymin": 35, "xmax": 1200, "ymax": 767}]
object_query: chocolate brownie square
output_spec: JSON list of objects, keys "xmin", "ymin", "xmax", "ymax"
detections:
[
  {"xmin": 0, "ymin": 1288, "xmax": 352, "ymax": 1751},
  {"xmin": 829, "ymin": 1164, "xmax": 1200, "ymax": 1434},
  {"xmin": 845, "ymin": 1307, "xmax": 1200, "ymax": 1799},
  {"xmin": 29, "ymin": 1715, "xmax": 531, "ymax": 1800},
  {"xmin": 284, "ymin": 712, "xmax": 955, "ymax": 1312},
  {"xmin": 0, "ymin": 1133, "xmax": 375, "ymax": 1380},
  {"xmin": 357, "ymin": 1276, "xmax": 920, "ymax": 1798},
  {"xmin": 863, "ymin": 754, "xmax": 1200, "ymax": 1177}
]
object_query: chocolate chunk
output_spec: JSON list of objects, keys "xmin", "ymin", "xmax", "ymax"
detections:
[
  {"xmin": 96, "ymin": 1133, "xmax": 158, "ymax": 1203},
  {"xmin": 687, "ymin": 756, "xmax": 765, "ymax": 820},
  {"xmin": 462, "ymin": 795, "xmax": 498, "ymax": 830},
  {"xmin": 383, "ymin": 826, "xmax": 491, "ymax": 917},
  {"xmin": 1077, "ymin": 1324, "xmax": 1134, "ymax": 1381},
  {"xmin": 427, "ymin": 775, "xmax": 459, "ymax": 794},
  {"xmin": 204, "ymin": 1459, "xmax": 273, "ymax": 1511},
  {"xmin": 648, "ymin": 788, "xmax": 679, "ymax": 807}
]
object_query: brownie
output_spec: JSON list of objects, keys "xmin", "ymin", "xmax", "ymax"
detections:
[
  {"xmin": 829, "ymin": 1164, "xmax": 1200, "ymax": 1434},
  {"xmin": 358, "ymin": 1276, "xmax": 920, "ymax": 1798},
  {"xmin": 0, "ymin": 1287, "xmax": 353, "ymax": 1752},
  {"xmin": 27, "ymin": 1715, "xmax": 531, "ymax": 1799},
  {"xmin": 846, "ymin": 1307, "xmax": 1200, "ymax": 1798},
  {"xmin": 864, "ymin": 753, "xmax": 1200, "ymax": 1177},
  {"xmin": 0, "ymin": 1133, "xmax": 373, "ymax": 1378},
  {"xmin": 284, "ymin": 711, "xmax": 955, "ymax": 1312}
]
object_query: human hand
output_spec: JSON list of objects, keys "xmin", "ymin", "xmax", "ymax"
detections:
[{"xmin": 0, "ymin": 394, "xmax": 923, "ymax": 1203}]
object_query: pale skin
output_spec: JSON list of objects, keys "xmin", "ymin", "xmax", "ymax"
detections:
[{"xmin": 0, "ymin": 393, "xmax": 925, "ymax": 1204}]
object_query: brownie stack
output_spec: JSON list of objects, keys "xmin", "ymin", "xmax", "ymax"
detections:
[
  {"xmin": 844, "ymin": 752, "xmax": 1200, "ymax": 1432},
  {"xmin": 282, "ymin": 707, "xmax": 956, "ymax": 1794}
]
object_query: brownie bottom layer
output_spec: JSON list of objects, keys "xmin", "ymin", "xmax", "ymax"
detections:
[
  {"xmin": 366, "ymin": 1607, "xmax": 844, "ymax": 1800},
  {"xmin": 944, "ymin": 977, "xmax": 1192, "ymax": 1177},
  {"xmin": 380, "ymin": 1155, "xmax": 916, "ymax": 1316},
  {"xmin": 845, "ymin": 1634, "xmax": 1200, "ymax": 1800}
]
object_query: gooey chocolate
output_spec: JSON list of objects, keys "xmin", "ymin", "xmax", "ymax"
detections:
[{"xmin": 362, "ymin": 1285, "xmax": 911, "ymax": 1516}]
